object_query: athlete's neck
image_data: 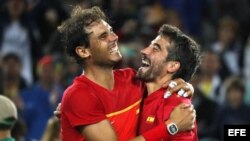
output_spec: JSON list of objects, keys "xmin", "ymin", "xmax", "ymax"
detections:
[
  {"xmin": 0, "ymin": 130, "xmax": 11, "ymax": 140},
  {"xmin": 146, "ymin": 75, "xmax": 172, "ymax": 95},
  {"xmin": 84, "ymin": 65, "xmax": 115, "ymax": 90}
]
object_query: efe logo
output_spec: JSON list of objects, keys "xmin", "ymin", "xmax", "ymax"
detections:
[{"xmin": 228, "ymin": 129, "xmax": 246, "ymax": 136}]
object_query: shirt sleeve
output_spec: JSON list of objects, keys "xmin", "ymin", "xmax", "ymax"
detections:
[{"xmin": 62, "ymin": 85, "xmax": 106, "ymax": 128}]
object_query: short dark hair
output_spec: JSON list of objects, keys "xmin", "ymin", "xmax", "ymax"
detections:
[
  {"xmin": 58, "ymin": 6, "xmax": 108, "ymax": 65},
  {"xmin": 3, "ymin": 53, "xmax": 21, "ymax": 64},
  {"xmin": 159, "ymin": 24, "xmax": 201, "ymax": 81},
  {"xmin": 225, "ymin": 76, "xmax": 245, "ymax": 94}
]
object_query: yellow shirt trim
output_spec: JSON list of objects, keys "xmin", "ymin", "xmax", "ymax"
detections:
[{"xmin": 106, "ymin": 99, "xmax": 142, "ymax": 117}]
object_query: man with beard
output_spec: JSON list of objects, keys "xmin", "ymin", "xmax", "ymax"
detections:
[
  {"xmin": 58, "ymin": 6, "xmax": 195, "ymax": 141},
  {"xmin": 138, "ymin": 24, "xmax": 200, "ymax": 141}
]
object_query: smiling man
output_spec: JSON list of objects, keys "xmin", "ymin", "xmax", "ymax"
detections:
[
  {"xmin": 138, "ymin": 25, "xmax": 200, "ymax": 141},
  {"xmin": 58, "ymin": 6, "xmax": 196, "ymax": 141}
]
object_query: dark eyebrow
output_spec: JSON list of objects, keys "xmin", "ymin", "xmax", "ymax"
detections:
[
  {"xmin": 86, "ymin": 31, "xmax": 93, "ymax": 36},
  {"xmin": 97, "ymin": 31, "xmax": 108, "ymax": 38}
]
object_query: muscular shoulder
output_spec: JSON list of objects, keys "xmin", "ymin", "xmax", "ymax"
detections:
[{"xmin": 62, "ymin": 76, "xmax": 97, "ymax": 105}]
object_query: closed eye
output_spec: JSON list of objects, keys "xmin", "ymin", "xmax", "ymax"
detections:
[
  {"xmin": 152, "ymin": 43, "xmax": 161, "ymax": 51},
  {"xmin": 98, "ymin": 32, "xmax": 108, "ymax": 40},
  {"xmin": 98, "ymin": 27, "xmax": 114, "ymax": 40}
]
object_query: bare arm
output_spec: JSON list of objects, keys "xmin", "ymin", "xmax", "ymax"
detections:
[
  {"xmin": 79, "ymin": 119, "xmax": 118, "ymax": 141},
  {"xmin": 79, "ymin": 119, "xmax": 146, "ymax": 141},
  {"xmin": 169, "ymin": 103, "xmax": 196, "ymax": 131},
  {"xmin": 129, "ymin": 103, "xmax": 195, "ymax": 141},
  {"xmin": 78, "ymin": 120, "xmax": 152, "ymax": 141},
  {"xmin": 55, "ymin": 103, "xmax": 195, "ymax": 141},
  {"xmin": 54, "ymin": 104, "xmax": 119, "ymax": 141}
]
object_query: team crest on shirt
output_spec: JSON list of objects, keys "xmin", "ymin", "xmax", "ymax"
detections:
[{"xmin": 146, "ymin": 115, "xmax": 155, "ymax": 123}]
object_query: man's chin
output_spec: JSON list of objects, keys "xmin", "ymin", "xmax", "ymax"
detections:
[
  {"xmin": 136, "ymin": 68, "xmax": 149, "ymax": 81},
  {"xmin": 110, "ymin": 54, "xmax": 122, "ymax": 63},
  {"xmin": 138, "ymin": 66, "xmax": 150, "ymax": 73}
]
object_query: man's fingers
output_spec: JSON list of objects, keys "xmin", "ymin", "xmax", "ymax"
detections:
[
  {"xmin": 165, "ymin": 79, "xmax": 194, "ymax": 98},
  {"xmin": 54, "ymin": 111, "xmax": 61, "ymax": 118},
  {"xmin": 187, "ymin": 104, "xmax": 194, "ymax": 111},
  {"xmin": 168, "ymin": 83, "xmax": 188, "ymax": 94},
  {"xmin": 173, "ymin": 103, "xmax": 196, "ymax": 132},
  {"xmin": 172, "ymin": 78, "xmax": 185, "ymax": 84},
  {"xmin": 163, "ymin": 79, "xmax": 183, "ymax": 89},
  {"xmin": 169, "ymin": 81, "xmax": 177, "ymax": 88},
  {"xmin": 186, "ymin": 83, "xmax": 194, "ymax": 96},
  {"xmin": 54, "ymin": 103, "xmax": 62, "ymax": 118},
  {"xmin": 171, "ymin": 84, "xmax": 193, "ymax": 98},
  {"xmin": 163, "ymin": 79, "xmax": 194, "ymax": 99},
  {"xmin": 177, "ymin": 103, "xmax": 191, "ymax": 109},
  {"xmin": 54, "ymin": 110, "xmax": 60, "ymax": 115}
]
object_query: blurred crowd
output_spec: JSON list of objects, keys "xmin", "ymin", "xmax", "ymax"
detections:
[{"xmin": 0, "ymin": 0, "xmax": 250, "ymax": 141}]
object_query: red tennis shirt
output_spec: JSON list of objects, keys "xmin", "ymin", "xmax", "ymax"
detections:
[
  {"xmin": 139, "ymin": 88, "xmax": 198, "ymax": 141},
  {"xmin": 60, "ymin": 68, "xmax": 144, "ymax": 141}
]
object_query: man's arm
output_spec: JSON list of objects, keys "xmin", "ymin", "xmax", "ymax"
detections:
[
  {"xmin": 169, "ymin": 103, "xmax": 195, "ymax": 132},
  {"xmin": 55, "ymin": 102, "xmax": 195, "ymax": 141},
  {"xmin": 79, "ymin": 119, "xmax": 118, "ymax": 141},
  {"xmin": 129, "ymin": 103, "xmax": 195, "ymax": 141},
  {"xmin": 76, "ymin": 103, "xmax": 195, "ymax": 141}
]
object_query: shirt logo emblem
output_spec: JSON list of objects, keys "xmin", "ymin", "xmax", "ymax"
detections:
[{"xmin": 146, "ymin": 116, "xmax": 155, "ymax": 123}]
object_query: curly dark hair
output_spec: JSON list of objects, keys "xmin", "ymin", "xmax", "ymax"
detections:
[
  {"xmin": 159, "ymin": 24, "xmax": 201, "ymax": 81},
  {"xmin": 58, "ymin": 6, "xmax": 108, "ymax": 65}
]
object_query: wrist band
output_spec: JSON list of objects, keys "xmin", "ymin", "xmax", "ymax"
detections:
[{"xmin": 142, "ymin": 124, "xmax": 170, "ymax": 141}]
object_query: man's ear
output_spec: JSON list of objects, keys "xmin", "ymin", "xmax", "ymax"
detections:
[
  {"xmin": 167, "ymin": 61, "xmax": 180, "ymax": 73},
  {"xmin": 75, "ymin": 46, "xmax": 91, "ymax": 58}
]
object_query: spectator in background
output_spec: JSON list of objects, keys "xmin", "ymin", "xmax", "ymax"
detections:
[
  {"xmin": 198, "ymin": 50, "xmax": 222, "ymax": 103},
  {"xmin": 0, "ymin": 95, "xmax": 18, "ymax": 141},
  {"xmin": 209, "ymin": 76, "xmax": 250, "ymax": 140},
  {"xmin": 41, "ymin": 116, "xmax": 61, "ymax": 141},
  {"xmin": 159, "ymin": 0, "xmax": 204, "ymax": 38},
  {"xmin": 190, "ymin": 70, "xmax": 218, "ymax": 139},
  {"xmin": 165, "ymin": 9, "xmax": 184, "ymax": 32},
  {"xmin": 38, "ymin": 0, "xmax": 69, "ymax": 56},
  {"xmin": 211, "ymin": 16, "xmax": 244, "ymax": 80},
  {"xmin": 60, "ymin": 57, "xmax": 81, "ymax": 89},
  {"xmin": 41, "ymin": 0, "xmax": 68, "ymax": 44},
  {"xmin": 10, "ymin": 119, "xmax": 26, "ymax": 141},
  {"xmin": 214, "ymin": 0, "xmax": 250, "ymax": 43},
  {"xmin": 0, "ymin": 0, "xmax": 41, "ymax": 86},
  {"xmin": 20, "ymin": 55, "xmax": 63, "ymax": 140},
  {"xmin": 2, "ymin": 53, "xmax": 27, "ymax": 111}
]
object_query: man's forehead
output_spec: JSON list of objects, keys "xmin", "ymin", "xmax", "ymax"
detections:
[
  {"xmin": 152, "ymin": 35, "xmax": 171, "ymax": 47},
  {"xmin": 85, "ymin": 20, "xmax": 111, "ymax": 35}
]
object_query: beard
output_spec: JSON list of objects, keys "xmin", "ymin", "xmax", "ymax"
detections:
[{"xmin": 136, "ymin": 63, "xmax": 163, "ymax": 82}]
